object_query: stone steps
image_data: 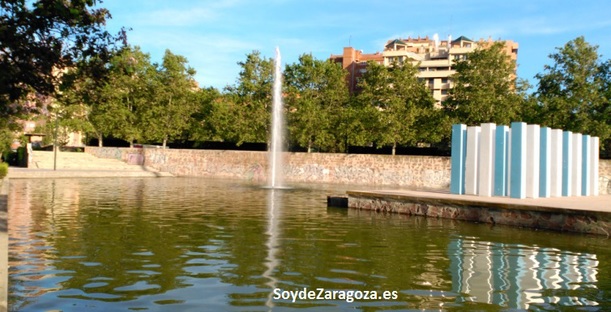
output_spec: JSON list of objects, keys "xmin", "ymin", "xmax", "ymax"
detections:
[
  {"xmin": 7, "ymin": 150, "xmax": 173, "ymax": 178},
  {"xmin": 30, "ymin": 151, "xmax": 142, "ymax": 170}
]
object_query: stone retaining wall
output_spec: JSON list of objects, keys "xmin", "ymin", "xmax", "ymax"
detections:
[
  {"xmin": 348, "ymin": 191, "xmax": 610, "ymax": 236},
  {"xmin": 85, "ymin": 146, "xmax": 611, "ymax": 194}
]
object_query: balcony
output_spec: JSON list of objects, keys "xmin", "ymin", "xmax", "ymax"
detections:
[{"xmin": 417, "ymin": 70, "xmax": 455, "ymax": 78}]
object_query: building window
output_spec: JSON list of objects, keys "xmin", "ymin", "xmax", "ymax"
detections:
[
  {"xmin": 441, "ymin": 78, "xmax": 448, "ymax": 84},
  {"xmin": 441, "ymin": 89, "xmax": 448, "ymax": 95}
]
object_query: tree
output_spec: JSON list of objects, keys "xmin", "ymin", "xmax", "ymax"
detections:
[
  {"xmin": 89, "ymin": 46, "xmax": 155, "ymax": 146},
  {"xmin": 596, "ymin": 59, "xmax": 611, "ymax": 155},
  {"xmin": 0, "ymin": 0, "xmax": 124, "ymax": 118},
  {"xmin": 443, "ymin": 42, "xmax": 524, "ymax": 126},
  {"xmin": 284, "ymin": 54, "xmax": 349, "ymax": 152},
  {"xmin": 535, "ymin": 37, "xmax": 610, "ymax": 155},
  {"xmin": 224, "ymin": 51, "xmax": 274, "ymax": 145},
  {"xmin": 188, "ymin": 87, "xmax": 223, "ymax": 143},
  {"xmin": 143, "ymin": 50, "xmax": 197, "ymax": 148},
  {"xmin": 356, "ymin": 61, "xmax": 436, "ymax": 155}
]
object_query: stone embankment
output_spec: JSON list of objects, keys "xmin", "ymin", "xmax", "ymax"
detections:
[
  {"xmin": 85, "ymin": 147, "xmax": 451, "ymax": 189},
  {"xmin": 85, "ymin": 146, "xmax": 611, "ymax": 195}
]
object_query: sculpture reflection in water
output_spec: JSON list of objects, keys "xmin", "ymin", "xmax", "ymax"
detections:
[{"xmin": 449, "ymin": 238, "xmax": 599, "ymax": 309}]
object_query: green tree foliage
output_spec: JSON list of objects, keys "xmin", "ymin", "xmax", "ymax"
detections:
[
  {"xmin": 143, "ymin": 50, "xmax": 198, "ymax": 147},
  {"xmin": 224, "ymin": 51, "xmax": 274, "ymax": 145},
  {"xmin": 355, "ymin": 61, "xmax": 437, "ymax": 155},
  {"xmin": 535, "ymin": 37, "xmax": 610, "ymax": 155},
  {"xmin": 91, "ymin": 46, "xmax": 155, "ymax": 146},
  {"xmin": 0, "ymin": 0, "xmax": 123, "ymax": 118},
  {"xmin": 188, "ymin": 87, "xmax": 223, "ymax": 143},
  {"xmin": 284, "ymin": 54, "xmax": 349, "ymax": 152},
  {"xmin": 443, "ymin": 42, "xmax": 523, "ymax": 126},
  {"xmin": 0, "ymin": 0, "xmax": 123, "ymax": 153}
]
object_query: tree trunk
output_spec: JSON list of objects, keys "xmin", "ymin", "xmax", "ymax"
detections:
[
  {"xmin": 307, "ymin": 140, "xmax": 312, "ymax": 153},
  {"xmin": 98, "ymin": 134, "xmax": 103, "ymax": 147},
  {"xmin": 163, "ymin": 137, "xmax": 167, "ymax": 149},
  {"xmin": 392, "ymin": 143, "xmax": 396, "ymax": 156}
]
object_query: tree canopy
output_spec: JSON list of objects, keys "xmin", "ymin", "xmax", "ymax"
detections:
[
  {"xmin": 534, "ymin": 36, "xmax": 610, "ymax": 154},
  {"xmin": 2, "ymin": 14, "xmax": 609, "ymax": 158},
  {"xmin": 356, "ymin": 61, "xmax": 438, "ymax": 155},
  {"xmin": 0, "ymin": 0, "xmax": 124, "ymax": 114},
  {"xmin": 223, "ymin": 51, "xmax": 274, "ymax": 145},
  {"xmin": 443, "ymin": 41, "xmax": 524, "ymax": 126},
  {"xmin": 143, "ymin": 50, "xmax": 198, "ymax": 147},
  {"xmin": 284, "ymin": 54, "xmax": 349, "ymax": 152}
]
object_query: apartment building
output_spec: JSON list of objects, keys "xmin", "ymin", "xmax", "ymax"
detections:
[
  {"xmin": 331, "ymin": 35, "xmax": 518, "ymax": 104},
  {"xmin": 329, "ymin": 47, "xmax": 384, "ymax": 94}
]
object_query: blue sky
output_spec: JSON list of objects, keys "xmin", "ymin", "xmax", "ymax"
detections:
[{"xmin": 100, "ymin": 0, "xmax": 611, "ymax": 90}]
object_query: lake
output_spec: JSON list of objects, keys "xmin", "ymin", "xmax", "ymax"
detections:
[{"xmin": 8, "ymin": 178, "xmax": 610, "ymax": 311}]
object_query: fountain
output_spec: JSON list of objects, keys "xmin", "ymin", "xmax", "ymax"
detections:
[
  {"xmin": 268, "ymin": 47, "xmax": 284, "ymax": 188},
  {"xmin": 264, "ymin": 47, "xmax": 285, "ymax": 309}
]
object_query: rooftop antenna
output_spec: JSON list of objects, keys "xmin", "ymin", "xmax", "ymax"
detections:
[{"xmin": 433, "ymin": 33, "xmax": 440, "ymax": 51}]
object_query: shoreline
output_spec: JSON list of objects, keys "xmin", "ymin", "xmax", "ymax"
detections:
[{"xmin": 345, "ymin": 189, "xmax": 611, "ymax": 236}]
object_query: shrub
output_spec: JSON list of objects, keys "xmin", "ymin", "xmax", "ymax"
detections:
[{"xmin": 0, "ymin": 162, "xmax": 8, "ymax": 179}]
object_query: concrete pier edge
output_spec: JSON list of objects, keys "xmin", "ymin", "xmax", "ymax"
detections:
[{"xmin": 346, "ymin": 189, "xmax": 611, "ymax": 236}]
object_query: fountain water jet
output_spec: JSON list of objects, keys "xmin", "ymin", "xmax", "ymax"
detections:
[{"xmin": 269, "ymin": 47, "xmax": 284, "ymax": 188}]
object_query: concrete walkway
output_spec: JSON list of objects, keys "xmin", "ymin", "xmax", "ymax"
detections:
[{"xmin": 8, "ymin": 150, "xmax": 172, "ymax": 178}]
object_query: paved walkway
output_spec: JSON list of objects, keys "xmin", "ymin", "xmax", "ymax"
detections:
[{"xmin": 8, "ymin": 150, "xmax": 172, "ymax": 178}]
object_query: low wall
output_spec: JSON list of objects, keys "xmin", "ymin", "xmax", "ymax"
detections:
[
  {"xmin": 347, "ymin": 191, "xmax": 610, "ymax": 236},
  {"xmin": 85, "ymin": 146, "xmax": 611, "ymax": 194},
  {"xmin": 86, "ymin": 146, "xmax": 143, "ymax": 162}
]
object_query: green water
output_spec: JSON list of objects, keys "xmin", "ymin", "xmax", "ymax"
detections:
[{"xmin": 8, "ymin": 178, "xmax": 610, "ymax": 311}]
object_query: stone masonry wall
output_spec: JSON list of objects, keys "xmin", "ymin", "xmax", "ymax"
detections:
[
  {"xmin": 348, "ymin": 194, "xmax": 610, "ymax": 235},
  {"xmin": 86, "ymin": 147, "xmax": 142, "ymax": 162},
  {"xmin": 85, "ymin": 146, "xmax": 611, "ymax": 193}
]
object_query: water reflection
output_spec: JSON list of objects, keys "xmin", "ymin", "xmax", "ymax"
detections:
[
  {"xmin": 449, "ymin": 238, "xmax": 600, "ymax": 309},
  {"xmin": 263, "ymin": 189, "xmax": 281, "ymax": 309},
  {"xmin": 7, "ymin": 178, "xmax": 610, "ymax": 311}
]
